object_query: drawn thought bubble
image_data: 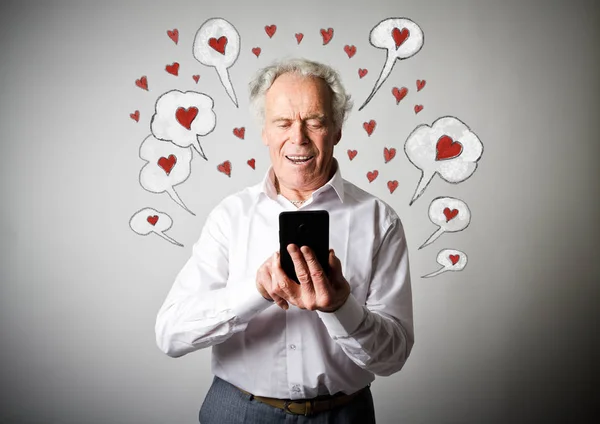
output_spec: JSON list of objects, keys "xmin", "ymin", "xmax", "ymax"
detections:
[
  {"xmin": 419, "ymin": 197, "xmax": 471, "ymax": 249},
  {"xmin": 422, "ymin": 248, "xmax": 467, "ymax": 278},
  {"xmin": 129, "ymin": 207, "xmax": 183, "ymax": 247}
]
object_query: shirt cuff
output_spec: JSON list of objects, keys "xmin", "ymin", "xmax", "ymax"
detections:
[
  {"xmin": 316, "ymin": 293, "xmax": 366, "ymax": 339},
  {"xmin": 230, "ymin": 280, "xmax": 274, "ymax": 323}
]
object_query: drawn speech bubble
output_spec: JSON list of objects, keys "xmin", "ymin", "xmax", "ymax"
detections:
[
  {"xmin": 193, "ymin": 17, "xmax": 241, "ymax": 107},
  {"xmin": 129, "ymin": 207, "xmax": 183, "ymax": 247},
  {"xmin": 405, "ymin": 116, "xmax": 484, "ymax": 205},
  {"xmin": 422, "ymin": 248, "xmax": 467, "ymax": 278},
  {"xmin": 359, "ymin": 17, "xmax": 424, "ymax": 111},
  {"xmin": 139, "ymin": 134, "xmax": 194, "ymax": 215},
  {"xmin": 419, "ymin": 197, "xmax": 471, "ymax": 249},
  {"xmin": 150, "ymin": 90, "xmax": 216, "ymax": 160}
]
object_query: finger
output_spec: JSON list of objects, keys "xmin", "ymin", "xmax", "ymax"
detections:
[
  {"xmin": 287, "ymin": 244, "xmax": 312, "ymax": 285},
  {"xmin": 271, "ymin": 252, "xmax": 300, "ymax": 302},
  {"xmin": 300, "ymin": 246, "xmax": 329, "ymax": 298}
]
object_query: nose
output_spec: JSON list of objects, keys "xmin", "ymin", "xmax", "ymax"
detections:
[{"xmin": 290, "ymin": 122, "xmax": 309, "ymax": 144}]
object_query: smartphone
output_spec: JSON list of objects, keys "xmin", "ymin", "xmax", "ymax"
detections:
[{"xmin": 279, "ymin": 210, "xmax": 330, "ymax": 284}]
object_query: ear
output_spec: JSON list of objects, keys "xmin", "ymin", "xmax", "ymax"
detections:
[
  {"xmin": 261, "ymin": 126, "xmax": 268, "ymax": 146},
  {"xmin": 333, "ymin": 128, "xmax": 342, "ymax": 146}
]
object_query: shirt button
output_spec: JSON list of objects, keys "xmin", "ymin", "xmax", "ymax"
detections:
[{"xmin": 289, "ymin": 344, "xmax": 296, "ymax": 350}]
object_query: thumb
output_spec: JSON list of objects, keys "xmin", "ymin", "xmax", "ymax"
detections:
[{"xmin": 328, "ymin": 249, "xmax": 341, "ymax": 274}]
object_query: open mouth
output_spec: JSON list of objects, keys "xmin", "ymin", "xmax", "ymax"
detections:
[{"xmin": 285, "ymin": 155, "xmax": 314, "ymax": 165}]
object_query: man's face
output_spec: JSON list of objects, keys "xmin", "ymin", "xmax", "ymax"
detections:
[{"xmin": 262, "ymin": 73, "xmax": 341, "ymax": 192}]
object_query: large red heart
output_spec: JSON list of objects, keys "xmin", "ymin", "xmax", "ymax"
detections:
[
  {"xmin": 175, "ymin": 107, "xmax": 199, "ymax": 130},
  {"xmin": 449, "ymin": 254, "xmax": 460, "ymax": 265},
  {"xmin": 135, "ymin": 76, "xmax": 148, "ymax": 91},
  {"xmin": 417, "ymin": 79, "xmax": 426, "ymax": 91},
  {"xmin": 387, "ymin": 180, "xmax": 399, "ymax": 194},
  {"xmin": 392, "ymin": 27, "xmax": 409, "ymax": 49},
  {"xmin": 384, "ymin": 147, "xmax": 396, "ymax": 163},
  {"xmin": 443, "ymin": 207, "xmax": 459, "ymax": 222},
  {"xmin": 392, "ymin": 87, "xmax": 408, "ymax": 104},
  {"xmin": 363, "ymin": 120, "xmax": 376, "ymax": 136},
  {"xmin": 320, "ymin": 28, "xmax": 334, "ymax": 45},
  {"xmin": 247, "ymin": 158, "xmax": 256, "ymax": 169},
  {"xmin": 295, "ymin": 33, "xmax": 304, "ymax": 44},
  {"xmin": 252, "ymin": 47, "xmax": 261, "ymax": 57},
  {"xmin": 436, "ymin": 135, "xmax": 463, "ymax": 161},
  {"xmin": 218, "ymin": 160, "xmax": 232, "ymax": 177},
  {"xmin": 167, "ymin": 29, "xmax": 178, "ymax": 44},
  {"xmin": 358, "ymin": 68, "xmax": 368, "ymax": 78},
  {"xmin": 233, "ymin": 127, "xmax": 245, "ymax": 139},
  {"xmin": 165, "ymin": 62, "xmax": 179, "ymax": 76},
  {"xmin": 192, "ymin": 75, "xmax": 200, "ymax": 83},
  {"xmin": 158, "ymin": 154, "xmax": 177, "ymax": 176},
  {"xmin": 367, "ymin": 170, "xmax": 378, "ymax": 183},
  {"xmin": 344, "ymin": 45, "xmax": 356, "ymax": 58},
  {"xmin": 130, "ymin": 110, "xmax": 139, "ymax": 122},
  {"xmin": 147, "ymin": 215, "xmax": 159, "ymax": 226},
  {"xmin": 347, "ymin": 149, "xmax": 358, "ymax": 160},
  {"xmin": 265, "ymin": 25, "xmax": 277, "ymax": 38},
  {"xmin": 209, "ymin": 36, "xmax": 228, "ymax": 55}
]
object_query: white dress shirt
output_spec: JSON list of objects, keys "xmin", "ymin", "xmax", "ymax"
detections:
[{"xmin": 155, "ymin": 158, "xmax": 414, "ymax": 399}]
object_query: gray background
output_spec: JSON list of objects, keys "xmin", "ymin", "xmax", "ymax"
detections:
[{"xmin": 1, "ymin": 0, "xmax": 598, "ymax": 423}]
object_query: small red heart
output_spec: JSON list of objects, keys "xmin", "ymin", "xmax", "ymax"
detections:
[
  {"xmin": 175, "ymin": 106, "xmax": 199, "ymax": 130},
  {"xmin": 392, "ymin": 87, "xmax": 408, "ymax": 104},
  {"xmin": 165, "ymin": 62, "xmax": 179, "ymax": 76},
  {"xmin": 367, "ymin": 170, "xmax": 379, "ymax": 183},
  {"xmin": 443, "ymin": 207, "xmax": 459, "ymax": 222},
  {"xmin": 358, "ymin": 68, "xmax": 368, "ymax": 78},
  {"xmin": 363, "ymin": 120, "xmax": 376, "ymax": 136},
  {"xmin": 135, "ymin": 76, "xmax": 148, "ymax": 91},
  {"xmin": 209, "ymin": 36, "xmax": 228, "ymax": 55},
  {"xmin": 320, "ymin": 28, "xmax": 334, "ymax": 45},
  {"xmin": 417, "ymin": 79, "xmax": 426, "ymax": 91},
  {"xmin": 414, "ymin": 104, "xmax": 423, "ymax": 114},
  {"xmin": 295, "ymin": 33, "xmax": 304, "ymax": 44},
  {"xmin": 130, "ymin": 110, "xmax": 140, "ymax": 122},
  {"xmin": 192, "ymin": 75, "xmax": 200, "ymax": 83},
  {"xmin": 347, "ymin": 149, "xmax": 358, "ymax": 160},
  {"xmin": 147, "ymin": 215, "xmax": 159, "ymax": 226},
  {"xmin": 344, "ymin": 45, "xmax": 356, "ymax": 58},
  {"xmin": 384, "ymin": 147, "xmax": 396, "ymax": 163},
  {"xmin": 265, "ymin": 25, "xmax": 277, "ymax": 38},
  {"xmin": 449, "ymin": 254, "xmax": 460, "ymax": 265},
  {"xmin": 218, "ymin": 160, "xmax": 232, "ymax": 177},
  {"xmin": 167, "ymin": 29, "xmax": 179, "ymax": 44},
  {"xmin": 387, "ymin": 180, "xmax": 399, "ymax": 194},
  {"xmin": 233, "ymin": 127, "xmax": 245, "ymax": 139},
  {"xmin": 436, "ymin": 135, "xmax": 463, "ymax": 161},
  {"xmin": 158, "ymin": 154, "xmax": 177, "ymax": 175},
  {"xmin": 247, "ymin": 158, "xmax": 256, "ymax": 169},
  {"xmin": 392, "ymin": 27, "xmax": 410, "ymax": 49},
  {"xmin": 252, "ymin": 47, "xmax": 261, "ymax": 57}
]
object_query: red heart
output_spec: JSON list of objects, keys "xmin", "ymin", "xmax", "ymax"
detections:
[
  {"xmin": 367, "ymin": 170, "xmax": 379, "ymax": 183},
  {"xmin": 358, "ymin": 68, "xmax": 368, "ymax": 78},
  {"xmin": 363, "ymin": 120, "xmax": 376, "ymax": 136},
  {"xmin": 347, "ymin": 149, "xmax": 358, "ymax": 160},
  {"xmin": 209, "ymin": 36, "xmax": 228, "ymax": 55},
  {"xmin": 130, "ymin": 110, "xmax": 140, "ymax": 122},
  {"xmin": 449, "ymin": 254, "xmax": 460, "ymax": 265},
  {"xmin": 443, "ymin": 207, "xmax": 459, "ymax": 222},
  {"xmin": 414, "ymin": 104, "xmax": 423, "ymax": 114},
  {"xmin": 320, "ymin": 28, "xmax": 334, "ymax": 45},
  {"xmin": 158, "ymin": 154, "xmax": 177, "ymax": 175},
  {"xmin": 135, "ymin": 76, "xmax": 148, "ymax": 91},
  {"xmin": 233, "ymin": 127, "xmax": 245, "ymax": 139},
  {"xmin": 384, "ymin": 147, "xmax": 396, "ymax": 163},
  {"xmin": 167, "ymin": 29, "xmax": 179, "ymax": 44},
  {"xmin": 436, "ymin": 135, "xmax": 463, "ymax": 161},
  {"xmin": 295, "ymin": 33, "xmax": 304, "ymax": 44},
  {"xmin": 147, "ymin": 215, "xmax": 159, "ymax": 226},
  {"xmin": 192, "ymin": 75, "xmax": 200, "ymax": 83},
  {"xmin": 252, "ymin": 47, "xmax": 261, "ymax": 57},
  {"xmin": 247, "ymin": 158, "xmax": 256, "ymax": 169},
  {"xmin": 392, "ymin": 87, "xmax": 408, "ymax": 104},
  {"xmin": 175, "ymin": 106, "xmax": 199, "ymax": 130},
  {"xmin": 387, "ymin": 180, "xmax": 399, "ymax": 194},
  {"xmin": 344, "ymin": 45, "xmax": 356, "ymax": 58},
  {"xmin": 392, "ymin": 27, "xmax": 410, "ymax": 49},
  {"xmin": 218, "ymin": 160, "xmax": 232, "ymax": 177},
  {"xmin": 417, "ymin": 79, "xmax": 426, "ymax": 91},
  {"xmin": 165, "ymin": 62, "xmax": 179, "ymax": 76},
  {"xmin": 265, "ymin": 25, "xmax": 277, "ymax": 38}
]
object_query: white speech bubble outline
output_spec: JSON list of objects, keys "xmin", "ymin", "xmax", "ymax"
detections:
[
  {"xmin": 129, "ymin": 207, "xmax": 183, "ymax": 247},
  {"xmin": 139, "ymin": 134, "xmax": 195, "ymax": 215},
  {"xmin": 150, "ymin": 90, "xmax": 217, "ymax": 160},
  {"xmin": 421, "ymin": 248, "xmax": 467, "ymax": 278},
  {"xmin": 193, "ymin": 17, "xmax": 240, "ymax": 107},
  {"xmin": 405, "ymin": 116, "xmax": 484, "ymax": 206},
  {"xmin": 419, "ymin": 197, "xmax": 471, "ymax": 249},
  {"xmin": 359, "ymin": 17, "xmax": 424, "ymax": 111}
]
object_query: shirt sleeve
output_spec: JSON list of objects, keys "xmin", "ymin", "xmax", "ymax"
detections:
[
  {"xmin": 316, "ymin": 216, "xmax": 414, "ymax": 377},
  {"xmin": 155, "ymin": 205, "xmax": 274, "ymax": 358}
]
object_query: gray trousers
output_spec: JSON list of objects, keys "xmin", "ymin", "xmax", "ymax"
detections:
[{"xmin": 199, "ymin": 375, "xmax": 377, "ymax": 424}]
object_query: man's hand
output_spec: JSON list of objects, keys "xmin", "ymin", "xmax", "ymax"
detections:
[{"xmin": 256, "ymin": 255, "xmax": 289, "ymax": 310}]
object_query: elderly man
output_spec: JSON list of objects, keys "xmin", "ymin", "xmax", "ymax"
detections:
[{"xmin": 155, "ymin": 58, "xmax": 413, "ymax": 423}]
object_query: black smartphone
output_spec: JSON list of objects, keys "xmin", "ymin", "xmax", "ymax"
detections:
[{"xmin": 279, "ymin": 210, "xmax": 330, "ymax": 284}]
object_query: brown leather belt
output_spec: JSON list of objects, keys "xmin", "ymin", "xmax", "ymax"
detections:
[{"xmin": 234, "ymin": 384, "xmax": 370, "ymax": 416}]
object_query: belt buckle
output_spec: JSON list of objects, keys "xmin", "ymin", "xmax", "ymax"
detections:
[{"xmin": 283, "ymin": 400, "xmax": 294, "ymax": 414}]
